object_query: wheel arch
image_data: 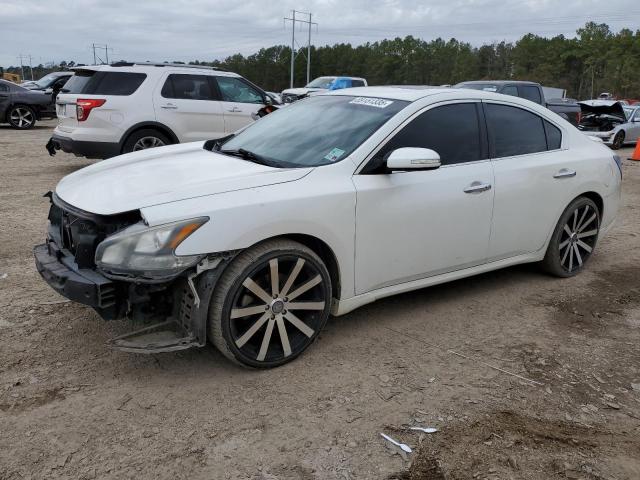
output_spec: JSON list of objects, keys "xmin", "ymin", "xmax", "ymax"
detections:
[
  {"xmin": 229, "ymin": 233, "xmax": 342, "ymax": 302},
  {"xmin": 579, "ymin": 191, "xmax": 604, "ymax": 218},
  {"xmin": 541, "ymin": 190, "xmax": 605, "ymax": 256},
  {"xmin": 119, "ymin": 122, "xmax": 179, "ymax": 152}
]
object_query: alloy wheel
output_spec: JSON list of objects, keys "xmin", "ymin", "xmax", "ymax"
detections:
[
  {"xmin": 228, "ymin": 255, "xmax": 328, "ymax": 364},
  {"xmin": 9, "ymin": 107, "xmax": 34, "ymax": 128},
  {"xmin": 558, "ymin": 203, "xmax": 599, "ymax": 273},
  {"xmin": 132, "ymin": 136, "xmax": 166, "ymax": 151}
]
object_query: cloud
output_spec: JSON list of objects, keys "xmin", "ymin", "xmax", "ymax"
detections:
[{"xmin": 0, "ymin": 0, "xmax": 638, "ymax": 68}]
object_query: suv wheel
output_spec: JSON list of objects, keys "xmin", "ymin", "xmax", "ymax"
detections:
[
  {"xmin": 209, "ymin": 239, "xmax": 332, "ymax": 368},
  {"xmin": 8, "ymin": 105, "xmax": 36, "ymax": 129},
  {"xmin": 122, "ymin": 129, "xmax": 171, "ymax": 153},
  {"xmin": 542, "ymin": 197, "xmax": 600, "ymax": 277}
]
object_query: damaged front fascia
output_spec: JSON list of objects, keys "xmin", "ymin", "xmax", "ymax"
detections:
[{"xmin": 110, "ymin": 250, "xmax": 240, "ymax": 353}]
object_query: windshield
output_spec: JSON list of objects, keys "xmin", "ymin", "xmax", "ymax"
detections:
[
  {"xmin": 219, "ymin": 95, "xmax": 408, "ymax": 168},
  {"xmin": 623, "ymin": 107, "xmax": 635, "ymax": 120},
  {"xmin": 305, "ymin": 77, "xmax": 337, "ymax": 89},
  {"xmin": 34, "ymin": 74, "xmax": 58, "ymax": 88},
  {"xmin": 455, "ymin": 83, "xmax": 498, "ymax": 92}
]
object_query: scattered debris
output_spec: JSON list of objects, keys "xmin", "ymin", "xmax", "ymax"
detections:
[
  {"xmin": 409, "ymin": 426, "xmax": 438, "ymax": 434},
  {"xmin": 0, "ymin": 273, "xmax": 7, "ymax": 279},
  {"xmin": 116, "ymin": 393, "xmax": 133, "ymax": 410},
  {"xmin": 380, "ymin": 433, "xmax": 412, "ymax": 453}
]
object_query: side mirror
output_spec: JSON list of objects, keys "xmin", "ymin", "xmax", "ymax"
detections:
[
  {"xmin": 386, "ymin": 147, "xmax": 441, "ymax": 171},
  {"xmin": 44, "ymin": 88, "xmax": 54, "ymax": 95}
]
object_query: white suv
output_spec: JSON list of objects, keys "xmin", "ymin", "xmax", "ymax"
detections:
[{"xmin": 47, "ymin": 62, "xmax": 271, "ymax": 159}]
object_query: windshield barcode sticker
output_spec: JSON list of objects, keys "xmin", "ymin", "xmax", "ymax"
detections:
[
  {"xmin": 349, "ymin": 97, "xmax": 393, "ymax": 108},
  {"xmin": 324, "ymin": 147, "xmax": 345, "ymax": 162}
]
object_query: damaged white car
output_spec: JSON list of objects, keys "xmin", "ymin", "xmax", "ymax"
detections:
[
  {"xmin": 35, "ymin": 87, "xmax": 622, "ymax": 368},
  {"xmin": 578, "ymin": 100, "xmax": 640, "ymax": 149}
]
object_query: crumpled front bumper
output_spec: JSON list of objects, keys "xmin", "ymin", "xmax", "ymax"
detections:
[
  {"xmin": 34, "ymin": 242, "xmax": 122, "ymax": 319},
  {"xmin": 582, "ymin": 130, "xmax": 614, "ymax": 144}
]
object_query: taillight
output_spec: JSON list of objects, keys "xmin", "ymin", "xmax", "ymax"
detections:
[{"xmin": 76, "ymin": 99, "xmax": 106, "ymax": 121}]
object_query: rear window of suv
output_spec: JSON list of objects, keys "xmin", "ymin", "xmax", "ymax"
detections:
[{"xmin": 63, "ymin": 70, "xmax": 146, "ymax": 95}]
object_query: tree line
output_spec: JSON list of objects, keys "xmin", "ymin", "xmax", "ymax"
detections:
[{"xmin": 3, "ymin": 22, "xmax": 639, "ymax": 99}]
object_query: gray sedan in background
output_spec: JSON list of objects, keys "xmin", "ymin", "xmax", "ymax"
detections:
[
  {"xmin": 578, "ymin": 100, "xmax": 640, "ymax": 149},
  {"xmin": 0, "ymin": 79, "xmax": 57, "ymax": 129}
]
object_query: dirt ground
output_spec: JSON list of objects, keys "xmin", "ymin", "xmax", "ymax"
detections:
[{"xmin": 1, "ymin": 120, "xmax": 639, "ymax": 480}]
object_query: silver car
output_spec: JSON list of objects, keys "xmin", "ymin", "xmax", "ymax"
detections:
[{"xmin": 579, "ymin": 100, "xmax": 640, "ymax": 149}]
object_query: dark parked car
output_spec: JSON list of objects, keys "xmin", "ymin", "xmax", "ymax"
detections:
[
  {"xmin": 455, "ymin": 80, "xmax": 581, "ymax": 126},
  {"xmin": 21, "ymin": 71, "xmax": 73, "ymax": 93},
  {"xmin": 0, "ymin": 79, "xmax": 57, "ymax": 129}
]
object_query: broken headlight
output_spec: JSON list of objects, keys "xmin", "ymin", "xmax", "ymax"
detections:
[{"xmin": 95, "ymin": 217, "xmax": 208, "ymax": 280}]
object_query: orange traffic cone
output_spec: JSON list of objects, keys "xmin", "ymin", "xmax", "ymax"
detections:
[{"xmin": 630, "ymin": 138, "xmax": 640, "ymax": 161}]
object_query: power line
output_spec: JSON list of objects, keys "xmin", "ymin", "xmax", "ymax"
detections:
[{"xmin": 284, "ymin": 10, "xmax": 318, "ymax": 88}]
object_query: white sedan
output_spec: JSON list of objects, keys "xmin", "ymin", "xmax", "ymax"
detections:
[{"xmin": 35, "ymin": 87, "xmax": 622, "ymax": 368}]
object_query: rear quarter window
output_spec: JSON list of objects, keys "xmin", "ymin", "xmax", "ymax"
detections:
[{"xmin": 63, "ymin": 71, "xmax": 146, "ymax": 96}]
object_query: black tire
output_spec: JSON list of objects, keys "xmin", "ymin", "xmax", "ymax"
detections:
[
  {"xmin": 121, "ymin": 129, "xmax": 171, "ymax": 153},
  {"xmin": 7, "ymin": 105, "xmax": 36, "ymax": 129},
  {"xmin": 611, "ymin": 131, "xmax": 625, "ymax": 150},
  {"xmin": 542, "ymin": 197, "xmax": 600, "ymax": 277},
  {"xmin": 209, "ymin": 239, "xmax": 332, "ymax": 368}
]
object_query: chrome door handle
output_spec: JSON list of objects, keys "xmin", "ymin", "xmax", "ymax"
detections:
[
  {"xmin": 554, "ymin": 169, "xmax": 576, "ymax": 179},
  {"xmin": 161, "ymin": 104, "xmax": 177, "ymax": 110},
  {"xmin": 227, "ymin": 107, "xmax": 241, "ymax": 112},
  {"xmin": 464, "ymin": 182, "xmax": 492, "ymax": 193}
]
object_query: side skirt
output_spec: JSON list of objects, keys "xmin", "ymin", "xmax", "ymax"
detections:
[{"xmin": 332, "ymin": 252, "xmax": 544, "ymax": 317}]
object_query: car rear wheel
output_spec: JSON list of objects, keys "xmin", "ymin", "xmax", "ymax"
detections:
[
  {"xmin": 209, "ymin": 239, "xmax": 332, "ymax": 368},
  {"xmin": 542, "ymin": 197, "xmax": 600, "ymax": 277},
  {"xmin": 7, "ymin": 105, "xmax": 36, "ymax": 129},
  {"xmin": 611, "ymin": 131, "xmax": 625, "ymax": 150},
  {"xmin": 122, "ymin": 129, "xmax": 171, "ymax": 153}
]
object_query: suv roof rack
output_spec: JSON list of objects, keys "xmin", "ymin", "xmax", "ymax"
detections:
[{"xmin": 109, "ymin": 61, "xmax": 225, "ymax": 71}]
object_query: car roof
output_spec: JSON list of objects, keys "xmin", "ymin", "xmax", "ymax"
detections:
[
  {"xmin": 71, "ymin": 63, "xmax": 241, "ymax": 77},
  {"xmin": 324, "ymin": 86, "xmax": 456, "ymax": 101},
  {"xmin": 457, "ymin": 80, "xmax": 538, "ymax": 86},
  {"xmin": 0, "ymin": 79, "xmax": 25, "ymax": 90},
  {"xmin": 324, "ymin": 85, "xmax": 551, "ymax": 104}
]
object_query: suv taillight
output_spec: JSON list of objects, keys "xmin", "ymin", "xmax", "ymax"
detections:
[{"xmin": 76, "ymin": 99, "xmax": 106, "ymax": 121}]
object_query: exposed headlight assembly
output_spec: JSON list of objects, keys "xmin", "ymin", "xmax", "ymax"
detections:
[{"xmin": 95, "ymin": 217, "xmax": 208, "ymax": 281}]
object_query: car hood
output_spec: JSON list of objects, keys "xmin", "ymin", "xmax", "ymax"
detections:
[
  {"xmin": 281, "ymin": 87, "xmax": 326, "ymax": 96},
  {"xmin": 578, "ymin": 100, "xmax": 626, "ymax": 120},
  {"xmin": 55, "ymin": 142, "xmax": 312, "ymax": 216}
]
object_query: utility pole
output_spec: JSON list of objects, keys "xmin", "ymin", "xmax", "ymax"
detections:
[
  {"xmin": 17, "ymin": 54, "xmax": 34, "ymax": 80},
  {"xmin": 17, "ymin": 54, "xmax": 24, "ymax": 80},
  {"xmin": 284, "ymin": 10, "xmax": 317, "ymax": 88},
  {"xmin": 91, "ymin": 43, "xmax": 111, "ymax": 65}
]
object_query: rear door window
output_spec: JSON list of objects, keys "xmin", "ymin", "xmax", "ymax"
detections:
[
  {"xmin": 518, "ymin": 85, "xmax": 543, "ymax": 104},
  {"xmin": 544, "ymin": 120, "xmax": 562, "ymax": 150},
  {"xmin": 63, "ymin": 70, "xmax": 146, "ymax": 95},
  {"xmin": 485, "ymin": 103, "xmax": 549, "ymax": 157},
  {"xmin": 161, "ymin": 74, "xmax": 217, "ymax": 100}
]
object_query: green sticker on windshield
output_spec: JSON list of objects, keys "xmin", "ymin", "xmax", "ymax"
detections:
[{"xmin": 324, "ymin": 147, "xmax": 345, "ymax": 162}]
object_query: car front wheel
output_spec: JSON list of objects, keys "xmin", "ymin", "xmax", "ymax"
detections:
[
  {"xmin": 7, "ymin": 105, "xmax": 36, "ymax": 129},
  {"xmin": 611, "ymin": 131, "xmax": 625, "ymax": 150},
  {"xmin": 542, "ymin": 197, "xmax": 600, "ymax": 277},
  {"xmin": 209, "ymin": 239, "xmax": 332, "ymax": 368}
]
